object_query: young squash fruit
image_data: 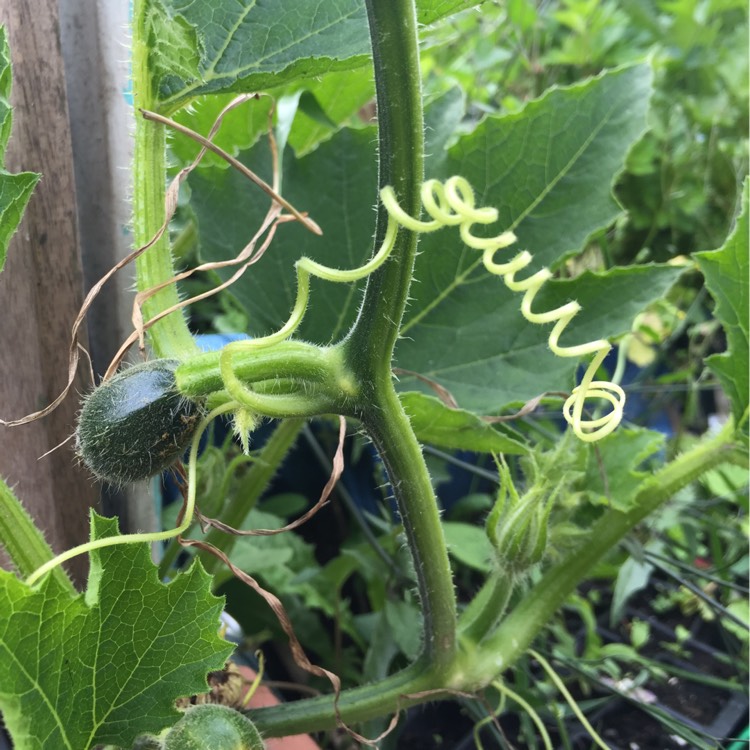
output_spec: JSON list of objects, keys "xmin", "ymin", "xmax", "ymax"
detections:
[
  {"xmin": 76, "ymin": 359, "xmax": 202, "ymax": 485},
  {"xmin": 163, "ymin": 704, "xmax": 265, "ymax": 750}
]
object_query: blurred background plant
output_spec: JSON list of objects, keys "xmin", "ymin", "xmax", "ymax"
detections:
[{"xmin": 421, "ymin": 0, "xmax": 748, "ymax": 263}]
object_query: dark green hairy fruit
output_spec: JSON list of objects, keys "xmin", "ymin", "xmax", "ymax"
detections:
[
  {"xmin": 76, "ymin": 359, "xmax": 202, "ymax": 485},
  {"xmin": 163, "ymin": 704, "xmax": 265, "ymax": 750}
]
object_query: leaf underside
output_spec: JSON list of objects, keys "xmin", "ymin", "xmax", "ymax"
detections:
[{"xmin": 148, "ymin": 0, "xmax": 478, "ymax": 112}]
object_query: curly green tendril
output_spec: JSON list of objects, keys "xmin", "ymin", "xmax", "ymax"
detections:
[
  {"xmin": 218, "ymin": 218, "xmax": 399, "ymax": 414},
  {"xmin": 381, "ymin": 176, "xmax": 625, "ymax": 442},
  {"xmin": 223, "ymin": 175, "xmax": 623, "ymax": 440}
]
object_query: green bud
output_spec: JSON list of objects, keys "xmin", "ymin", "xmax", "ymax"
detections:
[{"xmin": 486, "ymin": 460, "xmax": 551, "ymax": 575}]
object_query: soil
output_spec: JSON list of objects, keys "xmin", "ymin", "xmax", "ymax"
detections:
[
  {"xmin": 582, "ymin": 702, "xmax": 693, "ymax": 750},
  {"xmin": 650, "ymin": 673, "xmax": 728, "ymax": 725},
  {"xmin": 558, "ymin": 577, "xmax": 749, "ymax": 748}
]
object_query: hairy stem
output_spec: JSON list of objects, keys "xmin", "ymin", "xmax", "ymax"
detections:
[
  {"xmin": 456, "ymin": 420, "xmax": 740, "ymax": 688},
  {"xmin": 340, "ymin": 0, "xmax": 457, "ymax": 672},
  {"xmin": 176, "ymin": 342, "xmax": 352, "ymax": 398},
  {"xmin": 249, "ymin": 659, "xmax": 439, "ymax": 737},
  {"xmin": 132, "ymin": 0, "xmax": 197, "ymax": 360},
  {"xmin": 362, "ymin": 390, "xmax": 458, "ymax": 671},
  {"xmin": 0, "ymin": 478, "xmax": 76, "ymax": 595},
  {"xmin": 346, "ymin": 0, "xmax": 424, "ymax": 375}
]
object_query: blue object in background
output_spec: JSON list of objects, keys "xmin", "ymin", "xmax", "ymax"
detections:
[
  {"xmin": 619, "ymin": 357, "xmax": 674, "ymax": 439},
  {"xmin": 195, "ymin": 332, "xmax": 251, "ymax": 352}
]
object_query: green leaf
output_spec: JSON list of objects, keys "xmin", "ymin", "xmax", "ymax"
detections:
[
  {"xmin": 0, "ymin": 27, "xmax": 13, "ymax": 156},
  {"xmin": 397, "ymin": 263, "xmax": 682, "ymax": 413},
  {"xmin": 170, "ymin": 67, "xmax": 375, "ymax": 171},
  {"xmin": 394, "ymin": 65, "xmax": 658, "ymax": 412},
  {"xmin": 384, "ymin": 599, "xmax": 422, "ymax": 660},
  {"xmin": 0, "ymin": 513, "xmax": 232, "ymax": 750},
  {"xmin": 423, "ymin": 87, "xmax": 466, "ymax": 156},
  {"xmin": 610, "ymin": 553, "xmax": 654, "ymax": 626},
  {"xmin": 225, "ymin": 510, "xmax": 348, "ymax": 628},
  {"xmin": 436, "ymin": 65, "xmax": 654, "ymax": 270},
  {"xmin": 148, "ymin": 0, "xmax": 484, "ymax": 112},
  {"xmin": 0, "ymin": 170, "xmax": 39, "ymax": 273},
  {"xmin": 416, "ymin": 0, "xmax": 482, "ymax": 25},
  {"xmin": 287, "ymin": 69, "xmax": 375, "ymax": 155},
  {"xmin": 695, "ymin": 180, "xmax": 749, "ymax": 431},
  {"xmin": 190, "ymin": 126, "xmax": 377, "ymax": 343},
  {"xmin": 580, "ymin": 426, "xmax": 665, "ymax": 512},
  {"xmin": 442, "ymin": 521, "xmax": 494, "ymax": 572},
  {"xmin": 400, "ymin": 391, "xmax": 528, "ymax": 454},
  {"xmin": 171, "ymin": 93, "xmax": 275, "ymax": 170},
  {"xmin": 228, "ymin": 510, "xmax": 301, "ymax": 574},
  {"xmin": 0, "ymin": 27, "xmax": 40, "ymax": 273},
  {"xmin": 148, "ymin": 0, "xmax": 371, "ymax": 112}
]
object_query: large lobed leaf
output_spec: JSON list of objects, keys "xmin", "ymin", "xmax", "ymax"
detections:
[
  {"xmin": 395, "ymin": 65, "xmax": 665, "ymax": 411},
  {"xmin": 190, "ymin": 65, "xmax": 685, "ymax": 417},
  {"xmin": 148, "ymin": 0, "xmax": 479, "ymax": 112},
  {"xmin": 0, "ymin": 514, "xmax": 233, "ymax": 750},
  {"xmin": 190, "ymin": 125, "xmax": 378, "ymax": 342},
  {"xmin": 695, "ymin": 181, "xmax": 749, "ymax": 431},
  {"xmin": 0, "ymin": 27, "xmax": 40, "ymax": 274}
]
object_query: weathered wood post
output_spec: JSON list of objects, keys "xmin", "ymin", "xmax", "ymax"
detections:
[{"xmin": 0, "ymin": 0, "xmax": 100, "ymax": 585}]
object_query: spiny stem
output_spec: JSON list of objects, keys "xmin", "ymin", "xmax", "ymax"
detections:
[
  {"xmin": 362, "ymin": 387, "xmax": 458, "ymax": 671},
  {"xmin": 346, "ymin": 0, "xmax": 425, "ymax": 375},
  {"xmin": 249, "ymin": 660, "xmax": 438, "ymax": 737},
  {"xmin": 340, "ymin": 0, "xmax": 457, "ymax": 673},
  {"xmin": 132, "ymin": 0, "xmax": 197, "ymax": 359},
  {"xmin": 0, "ymin": 477, "xmax": 76, "ymax": 596}
]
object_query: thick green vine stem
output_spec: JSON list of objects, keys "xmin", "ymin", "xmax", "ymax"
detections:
[
  {"xmin": 346, "ymin": 0, "xmax": 425, "ymax": 375},
  {"xmin": 132, "ymin": 0, "xmax": 197, "ymax": 360},
  {"xmin": 344, "ymin": 0, "xmax": 458, "ymax": 673},
  {"xmin": 0, "ymin": 478, "xmax": 76, "ymax": 596}
]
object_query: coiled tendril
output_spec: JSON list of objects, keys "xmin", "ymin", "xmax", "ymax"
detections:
[
  {"xmin": 220, "ymin": 175, "xmax": 623, "ymax": 441},
  {"xmin": 380, "ymin": 176, "xmax": 625, "ymax": 442}
]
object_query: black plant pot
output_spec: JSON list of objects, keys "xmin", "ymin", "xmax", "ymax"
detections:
[{"xmin": 562, "ymin": 607, "xmax": 749, "ymax": 750}]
